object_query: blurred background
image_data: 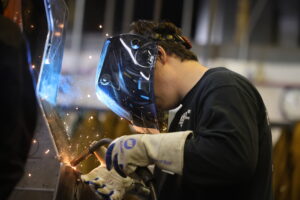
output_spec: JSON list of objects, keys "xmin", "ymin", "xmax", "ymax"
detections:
[{"xmin": 4, "ymin": 0, "xmax": 300, "ymax": 199}]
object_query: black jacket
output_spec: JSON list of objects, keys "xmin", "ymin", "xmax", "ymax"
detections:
[
  {"xmin": 0, "ymin": 15, "xmax": 37, "ymax": 199},
  {"xmin": 154, "ymin": 67, "xmax": 273, "ymax": 200}
]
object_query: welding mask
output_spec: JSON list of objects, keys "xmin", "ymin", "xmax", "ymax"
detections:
[{"xmin": 96, "ymin": 34, "xmax": 161, "ymax": 131}]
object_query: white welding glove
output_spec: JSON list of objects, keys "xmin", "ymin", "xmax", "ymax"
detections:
[
  {"xmin": 81, "ymin": 165, "xmax": 134, "ymax": 200},
  {"xmin": 105, "ymin": 131, "xmax": 192, "ymax": 177}
]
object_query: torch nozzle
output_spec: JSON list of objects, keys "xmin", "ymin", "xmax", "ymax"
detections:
[{"xmin": 70, "ymin": 138, "xmax": 113, "ymax": 167}]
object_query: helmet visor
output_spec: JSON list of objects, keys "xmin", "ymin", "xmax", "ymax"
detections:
[{"xmin": 96, "ymin": 34, "xmax": 159, "ymax": 129}]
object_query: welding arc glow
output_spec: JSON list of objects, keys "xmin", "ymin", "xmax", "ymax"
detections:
[
  {"xmin": 45, "ymin": 58, "xmax": 50, "ymax": 64},
  {"xmin": 37, "ymin": 0, "xmax": 67, "ymax": 105}
]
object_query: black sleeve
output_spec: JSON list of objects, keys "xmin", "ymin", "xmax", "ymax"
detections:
[{"xmin": 183, "ymin": 85, "xmax": 259, "ymax": 186}]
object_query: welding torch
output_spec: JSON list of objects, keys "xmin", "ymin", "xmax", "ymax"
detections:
[
  {"xmin": 70, "ymin": 138, "xmax": 112, "ymax": 167},
  {"xmin": 70, "ymin": 138, "xmax": 157, "ymax": 200}
]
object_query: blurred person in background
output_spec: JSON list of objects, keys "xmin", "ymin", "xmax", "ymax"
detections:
[
  {"xmin": 0, "ymin": 0, "xmax": 37, "ymax": 199},
  {"xmin": 81, "ymin": 20, "xmax": 273, "ymax": 200}
]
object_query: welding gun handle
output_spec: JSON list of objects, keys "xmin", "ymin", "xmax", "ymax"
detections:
[
  {"xmin": 135, "ymin": 167, "xmax": 157, "ymax": 200},
  {"xmin": 135, "ymin": 167, "xmax": 153, "ymax": 186}
]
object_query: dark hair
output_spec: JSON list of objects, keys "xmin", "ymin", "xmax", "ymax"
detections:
[{"xmin": 129, "ymin": 20, "xmax": 198, "ymax": 61}]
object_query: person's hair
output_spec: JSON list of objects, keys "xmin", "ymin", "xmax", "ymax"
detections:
[{"xmin": 129, "ymin": 20, "xmax": 198, "ymax": 61}]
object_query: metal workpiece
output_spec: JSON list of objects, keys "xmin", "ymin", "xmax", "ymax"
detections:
[{"xmin": 55, "ymin": 164, "xmax": 99, "ymax": 200}]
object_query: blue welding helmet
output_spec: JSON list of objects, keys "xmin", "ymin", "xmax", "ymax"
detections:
[{"xmin": 96, "ymin": 34, "xmax": 160, "ymax": 130}]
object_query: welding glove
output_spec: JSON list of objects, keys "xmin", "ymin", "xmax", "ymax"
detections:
[
  {"xmin": 106, "ymin": 131, "xmax": 192, "ymax": 177},
  {"xmin": 81, "ymin": 165, "xmax": 134, "ymax": 200}
]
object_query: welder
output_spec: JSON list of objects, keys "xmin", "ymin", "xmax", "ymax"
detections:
[{"xmin": 82, "ymin": 20, "xmax": 273, "ymax": 200}]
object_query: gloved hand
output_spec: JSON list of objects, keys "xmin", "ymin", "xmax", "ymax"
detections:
[
  {"xmin": 81, "ymin": 165, "xmax": 134, "ymax": 200},
  {"xmin": 105, "ymin": 131, "xmax": 192, "ymax": 177}
]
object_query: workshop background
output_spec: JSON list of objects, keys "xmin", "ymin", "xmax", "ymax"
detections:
[{"xmin": 5, "ymin": 0, "xmax": 300, "ymax": 199}]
